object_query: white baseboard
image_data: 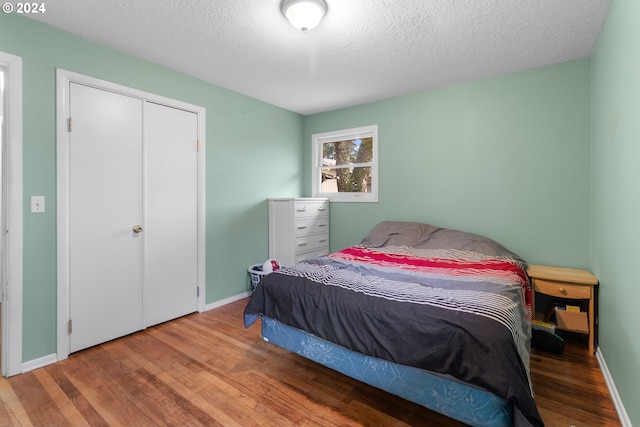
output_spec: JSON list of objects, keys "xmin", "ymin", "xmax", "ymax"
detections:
[
  {"xmin": 204, "ymin": 291, "xmax": 250, "ymax": 311},
  {"xmin": 596, "ymin": 348, "xmax": 632, "ymax": 427},
  {"xmin": 22, "ymin": 353, "xmax": 57, "ymax": 373},
  {"xmin": 18, "ymin": 293, "xmax": 250, "ymax": 375}
]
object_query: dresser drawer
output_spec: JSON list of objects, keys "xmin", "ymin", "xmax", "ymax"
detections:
[
  {"xmin": 294, "ymin": 201, "xmax": 329, "ymax": 219},
  {"xmin": 295, "ymin": 233, "xmax": 329, "ymax": 253},
  {"xmin": 295, "ymin": 248, "xmax": 330, "ymax": 264},
  {"xmin": 295, "ymin": 217, "xmax": 329, "ymax": 237},
  {"xmin": 534, "ymin": 279, "xmax": 592, "ymax": 299}
]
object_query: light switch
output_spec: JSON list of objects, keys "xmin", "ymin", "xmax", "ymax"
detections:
[{"xmin": 31, "ymin": 196, "xmax": 45, "ymax": 213}]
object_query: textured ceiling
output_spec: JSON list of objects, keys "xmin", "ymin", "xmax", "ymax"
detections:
[{"xmin": 27, "ymin": 0, "xmax": 611, "ymax": 115}]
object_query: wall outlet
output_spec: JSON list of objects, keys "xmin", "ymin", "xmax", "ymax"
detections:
[{"xmin": 31, "ymin": 196, "xmax": 45, "ymax": 213}]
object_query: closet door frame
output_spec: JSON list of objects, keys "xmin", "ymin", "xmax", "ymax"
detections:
[{"xmin": 56, "ymin": 69, "xmax": 206, "ymax": 361}]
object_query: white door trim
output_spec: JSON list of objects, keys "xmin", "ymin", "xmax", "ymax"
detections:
[
  {"xmin": 56, "ymin": 69, "xmax": 206, "ymax": 361},
  {"xmin": 1, "ymin": 51, "xmax": 23, "ymax": 377}
]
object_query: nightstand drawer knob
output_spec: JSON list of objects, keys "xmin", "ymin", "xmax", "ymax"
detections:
[{"xmin": 558, "ymin": 287, "xmax": 567, "ymax": 295}]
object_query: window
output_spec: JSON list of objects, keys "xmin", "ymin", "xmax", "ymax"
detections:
[{"xmin": 312, "ymin": 125, "xmax": 378, "ymax": 202}]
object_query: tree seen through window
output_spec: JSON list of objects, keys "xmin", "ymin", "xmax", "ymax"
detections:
[{"xmin": 321, "ymin": 137, "xmax": 373, "ymax": 193}]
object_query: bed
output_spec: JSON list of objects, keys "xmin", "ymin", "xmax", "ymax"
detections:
[{"xmin": 244, "ymin": 221, "xmax": 544, "ymax": 427}]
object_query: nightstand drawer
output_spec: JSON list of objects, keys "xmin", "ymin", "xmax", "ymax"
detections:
[{"xmin": 534, "ymin": 279, "xmax": 591, "ymax": 299}]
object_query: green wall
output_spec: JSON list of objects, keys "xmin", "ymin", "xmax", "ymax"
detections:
[
  {"xmin": 0, "ymin": 13, "xmax": 304, "ymax": 362},
  {"xmin": 591, "ymin": 0, "xmax": 640, "ymax": 424},
  {"xmin": 305, "ymin": 60, "xmax": 592, "ymax": 268}
]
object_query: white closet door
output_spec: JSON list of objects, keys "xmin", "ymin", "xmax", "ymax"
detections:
[
  {"xmin": 69, "ymin": 83, "xmax": 144, "ymax": 352},
  {"xmin": 143, "ymin": 102, "xmax": 198, "ymax": 327}
]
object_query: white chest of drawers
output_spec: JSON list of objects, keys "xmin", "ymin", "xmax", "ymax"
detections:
[{"xmin": 268, "ymin": 198, "xmax": 329, "ymax": 266}]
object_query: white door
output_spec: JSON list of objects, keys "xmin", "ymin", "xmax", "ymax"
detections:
[
  {"xmin": 144, "ymin": 102, "xmax": 198, "ymax": 326},
  {"xmin": 69, "ymin": 83, "xmax": 144, "ymax": 352}
]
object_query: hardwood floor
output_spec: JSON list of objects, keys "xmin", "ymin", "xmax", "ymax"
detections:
[{"xmin": 0, "ymin": 298, "xmax": 621, "ymax": 427}]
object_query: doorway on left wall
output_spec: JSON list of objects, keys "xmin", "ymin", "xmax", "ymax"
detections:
[
  {"xmin": 0, "ymin": 50, "xmax": 22, "ymax": 377},
  {"xmin": 1, "ymin": 65, "xmax": 6, "ymax": 371}
]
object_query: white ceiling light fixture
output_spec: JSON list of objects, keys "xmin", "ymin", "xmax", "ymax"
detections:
[{"xmin": 281, "ymin": 0, "xmax": 327, "ymax": 32}]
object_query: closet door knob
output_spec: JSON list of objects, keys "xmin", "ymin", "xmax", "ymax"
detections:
[{"xmin": 132, "ymin": 225, "xmax": 143, "ymax": 233}]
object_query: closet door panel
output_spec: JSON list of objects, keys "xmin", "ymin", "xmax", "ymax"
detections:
[
  {"xmin": 69, "ymin": 83, "xmax": 144, "ymax": 352},
  {"xmin": 144, "ymin": 102, "xmax": 198, "ymax": 327}
]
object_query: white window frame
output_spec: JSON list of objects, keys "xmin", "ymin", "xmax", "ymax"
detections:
[{"xmin": 311, "ymin": 125, "xmax": 378, "ymax": 202}]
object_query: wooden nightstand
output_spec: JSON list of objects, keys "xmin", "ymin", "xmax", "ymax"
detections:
[{"xmin": 527, "ymin": 264, "xmax": 599, "ymax": 354}]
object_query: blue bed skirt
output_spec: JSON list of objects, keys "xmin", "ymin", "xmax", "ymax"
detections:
[{"xmin": 261, "ymin": 317, "xmax": 513, "ymax": 427}]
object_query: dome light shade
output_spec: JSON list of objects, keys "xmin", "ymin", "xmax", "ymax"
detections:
[{"xmin": 281, "ymin": 0, "xmax": 327, "ymax": 32}]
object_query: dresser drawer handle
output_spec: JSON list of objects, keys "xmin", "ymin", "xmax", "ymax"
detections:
[
  {"xmin": 318, "ymin": 224, "xmax": 327, "ymax": 227},
  {"xmin": 296, "ymin": 208, "xmax": 307, "ymax": 212},
  {"xmin": 318, "ymin": 207, "xmax": 327, "ymax": 211},
  {"xmin": 558, "ymin": 287, "xmax": 567, "ymax": 295},
  {"xmin": 318, "ymin": 239, "xmax": 327, "ymax": 243},
  {"xmin": 298, "ymin": 242, "xmax": 308, "ymax": 247},
  {"xmin": 297, "ymin": 225, "xmax": 307, "ymax": 230}
]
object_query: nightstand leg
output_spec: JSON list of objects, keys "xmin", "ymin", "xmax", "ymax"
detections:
[
  {"xmin": 531, "ymin": 288, "xmax": 536, "ymax": 320},
  {"xmin": 589, "ymin": 294, "xmax": 595, "ymax": 354}
]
